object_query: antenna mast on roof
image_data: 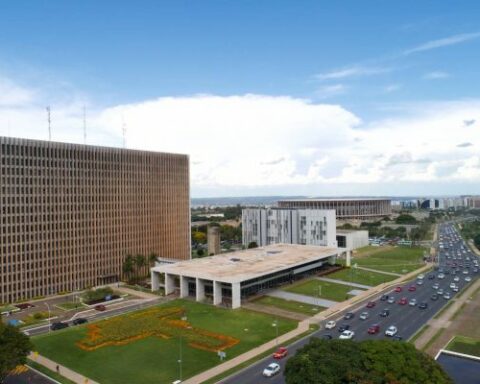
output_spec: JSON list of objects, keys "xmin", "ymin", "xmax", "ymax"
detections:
[
  {"xmin": 83, "ymin": 105, "xmax": 87, "ymax": 144},
  {"xmin": 46, "ymin": 106, "xmax": 51, "ymax": 141}
]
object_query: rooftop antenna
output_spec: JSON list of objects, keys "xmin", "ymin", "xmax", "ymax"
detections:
[
  {"xmin": 121, "ymin": 115, "xmax": 127, "ymax": 148},
  {"xmin": 46, "ymin": 106, "xmax": 51, "ymax": 141},
  {"xmin": 83, "ymin": 105, "xmax": 87, "ymax": 144}
]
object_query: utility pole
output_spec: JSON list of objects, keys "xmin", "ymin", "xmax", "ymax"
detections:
[{"xmin": 46, "ymin": 106, "xmax": 51, "ymax": 141}]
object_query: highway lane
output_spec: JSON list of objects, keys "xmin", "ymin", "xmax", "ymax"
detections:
[{"xmin": 220, "ymin": 222, "xmax": 479, "ymax": 384}]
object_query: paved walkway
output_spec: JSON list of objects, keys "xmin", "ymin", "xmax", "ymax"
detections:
[
  {"xmin": 348, "ymin": 289, "xmax": 365, "ymax": 296},
  {"xmin": 414, "ymin": 277, "xmax": 480, "ymax": 354},
  {"xmin": 183, "ymin": 320, "xmax": 311, "ymax": 384},
  {"xmin": 242, "ymin": 302, "xmax": 308, "ymax": 321},
  {"xmin": 28, "ymin": 353, "xmax": 99, "ymax": 384},
  {"xmin": 115, "ymin": 284, "xmax": 161, "ymax": 299},
  {"xmin": 356, "ymin": 266, "xmax": 402, "ymax": 277},
  {"xmin": 316, "ymin": 276, "xmax": 372, "ymax": 289},
  {"xmin": 266, "ymin": 290, "xmax": 337, "ymax": 308}
]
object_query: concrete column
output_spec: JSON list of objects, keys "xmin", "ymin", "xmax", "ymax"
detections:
[
  {"xmin": 180, "ymin": 276, "xmax": 189, "ymax": 298},
  {"xmin": 151, "ymin": 271, "xmax": 160, "ymax": 291},
  {"xmin": 213, "ymin": 281, "xmax": 222, "ymax": 306},
  {"xmin": 346, "ymin": 250, "xmax": 351, "ymax": 267},
  {"xmin": 165, "ymin": 273, "xmax": 175, "ymax": 295},
  {"xmin": 328, "ymin": 254, "xmax": 337, "ymax": 265},
  {"xmin": 196, "ymin": 278, "xmax": 205, "ymax": 302},
  {"xmin": 231, "ymin": 282, "xmax": 241, "ymax": 309}
]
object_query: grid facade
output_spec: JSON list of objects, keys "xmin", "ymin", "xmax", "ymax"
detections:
[
  {"xmin": 278, "ymin": 198, "xmax": 391, "ymax": 220},
  {"xmin": 0, "ymin": 136, "xmax": 190, "ymax": 304}
]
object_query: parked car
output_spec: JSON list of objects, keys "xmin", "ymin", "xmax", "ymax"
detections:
[
  {"xmin": 385, "ymin": 325, "xmax": 398, "ymax": 336},
  {"xmin": 325, "ymin": 320, "xmax": 336, "ymax": 329},
  {"xmin": 72, "ymin": 318, "xmax": 88, "ymax": 325},
  {"xmin": 273, "ymin": 347, "xmax": 288, "ymax": 359},
  {"xmin": 263, "ymin": 363, "xmax": 280, "ymax": 377},
  {"xmin": 367, "ymin": 324, "xmax": 380, "ymax": 334},
  {"xmin": 51, "ymin": 322, "xmax": 68, "ymax": 331},
  {"xmin": 94, "ymin": 304, "xmax": 106, "ymax": 311},
  {"xmin": 339, "ymin": 330, "xmax": 355, "ymax": 340}
]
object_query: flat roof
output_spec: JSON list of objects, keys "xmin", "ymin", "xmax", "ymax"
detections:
[
  {"xmin": 279, "ymin": 198, "xmax": 391, "ymax": 202},
  {"xmin": 152, "ymin": 244, "xmax": 338, "ymax": 283}
]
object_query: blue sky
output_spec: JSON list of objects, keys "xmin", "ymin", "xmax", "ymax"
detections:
[{"xmin": 1, "ymin": 1, "xmax": 480, "ymax": 196}]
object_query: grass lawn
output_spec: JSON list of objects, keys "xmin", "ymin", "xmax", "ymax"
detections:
[
  {"xmin": 28, "ymin": 362, "xmax": 77, "ymax": 384},
  {"xmin": 0, "ymin": 304, "xmax": 18, "ymax": 314},
  {"xmin": 32, "ymin": 300, "xmax": 297, "ymax": 384},
  {"xmin": 284, "ymin": 279, "xmax": 363, "ymax": 302},
  {"xmin": 326, "ymin": 268, "xmax": 397, "ymax": 286},
  {"xmin": 353, "ymin": 246, "xmax": 426, "ymax": 274},
  {"xmin": 252, "ymin": 296, "xmax": 326, "ymax": 315},
  {"xmin": 447, "ymin": 336, "xmax": 480, "ymax": 357},
  {"xmin": 55, "ymin": 302, "xmax": 86, "ymax": 311}
]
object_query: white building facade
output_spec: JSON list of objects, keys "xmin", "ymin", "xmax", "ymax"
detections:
[{"xmin": 242, "ymin": 208, "xmax": 337, "ymax": 248}]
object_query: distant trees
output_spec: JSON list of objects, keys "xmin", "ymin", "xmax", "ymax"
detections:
[
  {"xmin": 122, "ymin": 253, "xmax": 153, "ymax": 284},
  {"xmin": 284, "ymin": 339, "xmax": 452, "ymax": 384},
  {"xmin": 0, "ymin": 323, "xmax": 33, "ymax": 383},
  {"xmin": 395, "ymin": 214, "xmax": 417, "ymax": 224}
]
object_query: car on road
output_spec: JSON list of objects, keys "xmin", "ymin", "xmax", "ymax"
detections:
[
  {"xmin": 325, "ymin": 320, "xmax": 336, "ymax": 329},
  {"xmin": 454, "ymin": 276, "xmax": 460, "ymax": 282},
  {"xmin": 398, "ymin": 297, "xmax": 408, "ymax": 305},
  {"xmin": 273, "ymin": 347, "xmax": 288, "ymax": 359},
  {"xmin": 438, "ymin": 289, "xmax": 444, "ymax": 295},
  {"xmin": 321, "ymin": 334, "xmax": 333, "ymax": 340},
  {"xmin": 408, "ymin": 285, "xmax": 416, "ymax": 292},
  {"xmin": 418, "ymin": 302, "xmax": 428, "ymax": 309},
  {"xmin": 385, "ymin": 325, "xmax": 398, "ymax": 336},
  {"xmin": 428, "ymin": 274, "xmax": 435, "ymax": 280},
  {"xmin": 443, "ymin": 292, "xmax": 451, "ymax": 300},
  {"xmin": 344, "ymin": 312, "xmax": 355, "ymax": 320},
  {"xmin": 473, "ymin": 268, "xmax": 479, "ymax": 273},
  {"xmin": 387, "ymin": 296, "xmax": 395, "ymax": 304},
  {"xmin": 394, "ymin": 286, "xmax": 402, "ymax": 292},
  {"xmin": 359, "ymin": 311, "xmax": 369, "ymax": 320},
  {"xmin": 366, "ymin": 301, "xmax": 376, "ymax": 308},
  {"xmin": 367, "ymin": 324, "xmax": 380, "ymax": 334},
  {"xmin": 94, "ymin": 304, "xmax": 106, "ymax": 311},
  {"xmin": 339, "ymin": 330, "xmax": 355, "ymax": 339},
  {"xmin": 380, "ymin": 294, "xmax": 389, "ymax": 301},
  {"xmin": 465, "ymin": 276, "xmax": 472, "ymax": 282},
  {"xmin": 416, "ymin": 280, "xmax": 424, "ymax": 286},
  {"xmin": 263, "ymin": 363, "xmax": 281, "ymax": 377},
  {"xmin": 393, "ymin": 335, "xmax": 403, "ymax": 341},
  {"xmin": 380, "ymin": 309, "xmax": 390, "ymax": 317},
  {"xmin": 463, "ymin": 270, "xmax": 469, "ymax": 275},
  {"xmin": 417, "ymin": 274, "xmax": 425, "ymax": 280},
  {"xmin": 432, "ymin": 283, "xmax": 440, "ymax": 289},
  {"xmin": 72, "ymin": 318, "xmax": 88, "ymax": 325},
  {"xmin": 408, "ymin": 298, "xmax": 417, "ymax": 306},
  {"xmin": 453, "ymin": 286, "xmax": 459, "ymax": 292},
  {"xmin": 438, "ymin": 273, "xmax": 445, "ymax": 279},
  {"xmin": 51, "ymin": 322, "xmax": 69, "ymax": 331},
  {"xmin": 338, "ymin": 324, "xmax": 350, "ymax": 332},
  {"xmin": 450, "ymin": 282, "xmax": 456, "ymax": 289}
]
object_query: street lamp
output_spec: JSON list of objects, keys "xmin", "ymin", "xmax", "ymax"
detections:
[
  {"xmin": 45, "ymin": 303, "xmax": 51, "ymax": 333},
  {"xmin": 273, "ymin": 319, "xmax": 279, "ymax": 346}
]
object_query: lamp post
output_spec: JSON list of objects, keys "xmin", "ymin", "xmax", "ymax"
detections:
[
  {"xmin": 178, "ymin": 334, "xmax": 182, "ymax": 382},
  {"xmin": 45, "ymin": 303, "xmax": 51, "ymax": 333},
  {"xmin": 273, "ymin": 319, "xmax": 279, "ymax": 346}
]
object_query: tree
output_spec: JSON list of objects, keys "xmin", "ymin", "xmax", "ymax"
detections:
[
  {"xmin": 148, "ymin": 252, "xmax": 158, "ymax": 266},
  {"xmin": 285, "ymin": 339, "xmax": 453, "ymax": 384},
  {"xmin": 0, "ymin": 323, "xmax": 33, "ymax": 383},
  {"xmin": 395, "ymin": 214, "xmax": 417, "ymax": 224},
  {"xmin": 122, "ymin": 254, "xmax": 134, "ymax": 281},
  {"xmin": 196, "ymin": 249, "xmax": 205, "ymax": 257},
  {"xmin": 134, "ymin": 254, "xmax": 146, "ymax": 280},
  {"xmin": 247, "ymin": 241, "xmax": 258, "ymax": 249}
]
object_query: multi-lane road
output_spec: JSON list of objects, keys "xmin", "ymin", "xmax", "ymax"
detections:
[{"xmin": 220, "ymin": 222, "xmax": 480, "ymax": 384}]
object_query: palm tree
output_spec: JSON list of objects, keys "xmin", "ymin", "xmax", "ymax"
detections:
[
  {"xmin": 122, "ymin": 255, "xmax": 134, "ymax": 282},
  {"xmin": 134, "ymin": 254, "xmax": 146, "ymax": 281},
  {"xmin": 148, "ymin": 252, "xmax": 158, "ymax": 267}
]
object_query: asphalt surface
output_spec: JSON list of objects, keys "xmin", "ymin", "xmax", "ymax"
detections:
[{"xmin": 220, "ymin": 222, "xmax": 480, "ymax": 384}]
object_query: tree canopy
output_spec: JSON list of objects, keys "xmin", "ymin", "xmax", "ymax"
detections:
[
  {"xmin": 0, "ymin": 323, "xmax": 33, "ymax": 383},
  {"xmin": 284, "ymin": 339, "xmax": 452, "ymax": 384}
]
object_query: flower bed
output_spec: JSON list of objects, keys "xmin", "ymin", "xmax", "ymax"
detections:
[{"xmin": 77, "ymin": 306, "xmax": 239, "ymax": 352}]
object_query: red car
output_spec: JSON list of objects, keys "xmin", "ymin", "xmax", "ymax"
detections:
[
  {"xmin": 398, "ymin": 297, "xmax": 408, "ymax": 305},
  {"xmin": 366, "ymin": 301, "xmax": 376, "ymax": 308},
  {"xmin": 367, "ymin": 324, "xmax": 380, "ymax": 334},
  {"xmin": 394, "ymin": 287, "xmax": 402, "ymax": 293},
  {"xmin": 408, "ymin": 285, "xmax": 416, "ymax": 292},
  {"xmin": 273, "ymin": 347, "xmax": 288, "ymax": 359},
  {"xmin": 94, "ymin": 304, "xmax": 106, "ymax": 311}
]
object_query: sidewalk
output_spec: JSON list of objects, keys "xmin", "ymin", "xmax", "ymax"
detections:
[
  {"xmin": 29, "ymin": 353, "xmax": 99, "ymax": 384},
  {"xmin": 315, "ymin": 276, "xmax": 372, "ymax": 289},
  {"xmin": 242, "ymin": 302, "xmax": 309, "ymax": 321},
  {"xmin": 115, "ymin": 284, "xmax": 161, "ymax": 300},
  {"xmin": 182, "ymin": 320, "xmax": 311, "ymax": 384},
  {"xmin": 355, "ymin": 266, "xmax": 401, "ymax": 277},
  {"xmin": 414, "ymin": 277, "xmax": 480, "ymax": 353},
  {"xmin": 266, "ymin": 290, "xmax": 337, "ymax": 308}
]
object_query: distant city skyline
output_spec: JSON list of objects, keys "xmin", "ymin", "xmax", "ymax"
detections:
[{"xmin": 1, "ymin": 1, "xmax": 480, "ymax": 197}]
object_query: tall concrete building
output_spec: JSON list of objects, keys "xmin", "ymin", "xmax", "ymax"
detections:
[
  {"xmin": 242, "ymin": 208, "xmax": 337, "ymax": 248},
  {"xmin": 207, "ymin": 226, "xmax": 221, "ymax": 255},
  {"xmin": 0, "ymin": 136, "xmax": 190, "ymax": 304}
]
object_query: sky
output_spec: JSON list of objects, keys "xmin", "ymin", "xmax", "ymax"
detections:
[{"xmin": 1, "ymin": 0, "xmax": 480, "ymax": 197}]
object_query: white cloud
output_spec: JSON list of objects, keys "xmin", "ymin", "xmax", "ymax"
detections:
[
  {"xmin": 423, "ymin": 71, "xmax": 450, "ymax": 80},
  {"xmin": 404, "ymin": 32, "xmax": 480, "ymax": 55},
  {"xmin": 384, "ymin": 84, "xmax": 402, "ymax": 93},
  {"xmin": 1, "ymin": 73, "xmax": 480, "ymax": 196},
  {"xmin": 315, "ymin": 84, "xmax": 347, "ymax": 98},
  {"xmin": 315, "ymin": 65, "xmax": 391, "ymax": 80},
  {"xmin": 0, "ymin": 77, "xmax": 36, "ymax": 106}
]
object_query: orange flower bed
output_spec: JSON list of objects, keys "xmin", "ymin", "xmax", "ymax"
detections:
[{"xmin": 76, "ymin": 306, "xmax": 239, "ymax": 353}]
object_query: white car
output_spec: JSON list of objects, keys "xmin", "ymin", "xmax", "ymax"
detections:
[
  {"xmin": 359, "ymin": 311, "xmax": 369, "ymax": 320},
  {"xmin": 438, "ymin": 273, "xmax": 445, "ymax": 279},
  {"xmin": 465, "ymin": 276, "xmax": 472, "ymax": 282},
  {"xmin": 339, "ymin": 330, "xmax": 355, "ymax": 340},
  {"xmin": 453, "ymin": 286, "xmax": 459, "ymax": 292},
  {"xmin": 417, "ymin": 274, "xmax": 425, "ymax": 280},
  {"xmin": 409, "ymin": 298, "xmax": 417, "ymax": 306},
  {"xmin": 385, "ymin": 326, "xmax": 398, "ymax": 336},
  {"xmin": 463, "ymin": 270, "xmax": 469, "ymax": 275},
  {"xmin": 454, "ymin": 276, "xmax": 460, "ymax": 282},
  {"xmin": 325, "ymin": 320, "xmax": 336, "ymax": 329},
  {"xmin": 263, "ymin": 363, "xmax": 281, "ymax": 377},
  {"xmin": 449, "ymin": 282, "xmax": 456, "ymax": 289}
]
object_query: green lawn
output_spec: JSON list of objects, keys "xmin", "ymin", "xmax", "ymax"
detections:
[
  {"xmin": 326, "ymin": 268, "xmax": 397, "ymax": 286},
  {"xmin": 0, "ymin": 304, "xmax": 17, "ymax": 314},
  {"xmin": 447, "ymin": 336, "xmax": 480, "ymax": 357},
  {"xmin": 252, "ymin": 296, "xmax": 326, "ymax": 315},
  {"xmin": 353, "ymin": 247, "xmax": 426, "ymax": 274},
  {"xmin": 284, "ymin": 279, "xmax": 364, "ymax": 302},
  {"xmin": 32, "ymin": 300, "xmax": 297, "ymax": 384},
  {"xmin": 55, "ymin": 302, "xmax": 86, "ymax": 311}
]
